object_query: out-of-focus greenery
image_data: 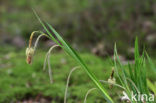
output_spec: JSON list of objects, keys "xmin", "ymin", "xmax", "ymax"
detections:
[
  {"xmin": 0, "ymin": 50, "xmax": 115, "ymax": 103},
  {"xmin": 0, "ymin": 0, "xmax": 156, "ymax": 55},
  {"xmin": 0, "ymin": 49, "xmax": 155, "ymax": 103}
]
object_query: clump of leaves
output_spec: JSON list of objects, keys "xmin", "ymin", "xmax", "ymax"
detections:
[{"xmin": 113, "ymin": 38, "xmax": 155, "ymax": 103}]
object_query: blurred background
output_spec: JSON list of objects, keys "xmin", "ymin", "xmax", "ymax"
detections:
[
  {"xmin": 1, "ymin": 0, "xmax": 156, "ymax": 56},
  {"xmin": 0, "ymin": 0, "xmax": 156, "ymax": 103}
]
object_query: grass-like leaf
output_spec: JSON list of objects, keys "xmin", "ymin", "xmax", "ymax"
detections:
[
  {"xmin": 146, "ymin": 52, "xmax": 156, "ymax": 73},
  {"xmin": 33, "ymin": 10, "xmax": 114, "ymax": 103}
]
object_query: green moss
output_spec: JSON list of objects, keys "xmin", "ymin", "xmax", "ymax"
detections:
[{"xmin": 0, "ymin": 50, "xmax": 155, "ymax": 102}]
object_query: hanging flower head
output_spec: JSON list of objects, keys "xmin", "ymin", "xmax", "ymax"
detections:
[
  {"xmin": 108, "ymin": 67, "xmax": 116, "ymax": 88},
  {"xmin": 26, "ymin": 47, "xmax": 34, "ymax": 64},
  {"xmin": 26, "ymin": 31, "xmax": 45, "ymax": 64}
]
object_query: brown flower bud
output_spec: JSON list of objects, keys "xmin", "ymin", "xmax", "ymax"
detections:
[
  {"xmin": 108, "ymin": 67, "xmax": 116, "ymax": 88},
  {"xmin": 26, "ymin": 47, "xmax": 34, "ymax": 64}
]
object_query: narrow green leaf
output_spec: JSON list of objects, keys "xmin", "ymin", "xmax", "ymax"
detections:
[
  {"xmin": 134, "ymin": 37, "xmax": 140, "ymax": 87},
  {"xmin": 32, "ymin": 9, "xmax": 61, "ymax": 47},
  {"xmin": 114, "ymin": 44, "xmax": 129, "ymax": 89},
  {"xmin": 128, "ymin": 63, "xmax": 134, "ymax": 81},
  {"xmin": 147, "ymin": 79, "xmax": 156, "ymax": 95},
  {"xmin": 146, "ymin": 52, "xmax": 156, "ymax": 73},
  {"xmin": 32, "ymin": 10, "xmax": 114, "ymax": 103},
  {"xmin": 46, "ymin": 23, "xmax": 114, "ymax": 103}
]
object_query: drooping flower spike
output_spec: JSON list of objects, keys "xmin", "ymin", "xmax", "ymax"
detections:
[
  {"xmin": 43, "ymin": 45, "xmax": 60, "ymax": 83},
  {"xmin": 26, "ymin": 31, "xmax": 61, "ymax": 84},
  {"xmin": 64, "ymin": 66, "xmax": 80, "ymax": 103},
  {"xmin": 26, "ymin": 47, "xmax": 35, "ymax": 64},
  {"xmin": 107, "ymin": 67, "xmax": 116, "ymax": 88},
  {"xmin": 26, "ymin": 31, "xmax": 49, "ymax": 64},
  {"xmin": 84, "ymin": 80, "xmax": 125, "ymax": 103},
  {"xmin": 84, "ymin": 88, "xmax": 97, "ymax": 103}
]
